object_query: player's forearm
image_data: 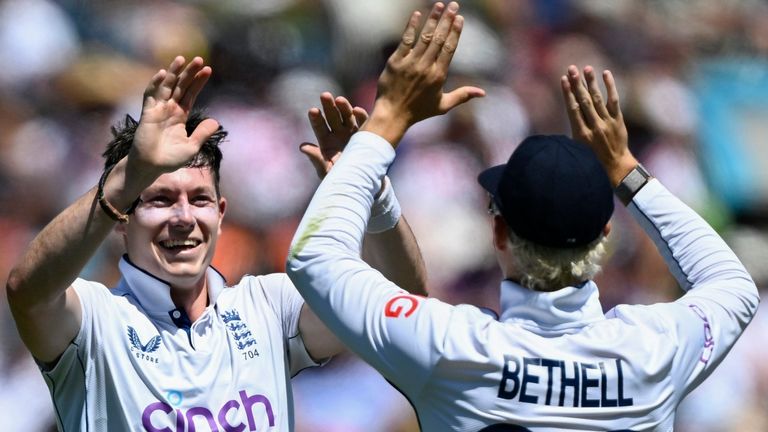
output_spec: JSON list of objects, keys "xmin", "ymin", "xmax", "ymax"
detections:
[
  {"xmin": 363, "ymin": 216, "xmax": 427, "ymax": 296},
  {"xmin": 628, "ymin": 179, "xmax": 758, "ymax": 313},
  {"xmin": 7, "ymin": 158, "xmax": 149, "ymax": 310},
  {"xmin": 287, "ymin": 131, "xmax": 397, "ymax": 323},
  {"xmin": 6, "ymin": 188, "xmax": 114, "ymax": 313}
]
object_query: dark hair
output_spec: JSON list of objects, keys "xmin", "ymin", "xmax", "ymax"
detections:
[{"xmin": 102, "ymin": 109, "xmax": 227, "ymax": 195}]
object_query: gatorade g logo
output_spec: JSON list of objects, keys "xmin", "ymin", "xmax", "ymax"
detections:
[
  {"xmin": 142, "ymin": 390, "xmax": 274, "ymax": 431},
  {"xmin": 385, "ymin": 294, "xmax": 421, "ymax": 318}
]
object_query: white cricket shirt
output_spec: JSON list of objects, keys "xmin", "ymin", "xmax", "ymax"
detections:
[
  {"xmin": 287, "ymin": 132, "xmax": 759, "ymax": 432},
  {"xmin": 41, "ymin": 257, "xmax": 317, "ymax": 431}
]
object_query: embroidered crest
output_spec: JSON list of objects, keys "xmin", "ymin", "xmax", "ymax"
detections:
[{"xmin": 220, "ymin": 309, "xmax": 259, "ymax": 354}]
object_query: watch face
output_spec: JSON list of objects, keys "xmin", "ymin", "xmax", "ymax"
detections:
[
  {"xmin": 616, "ymin": 165, "xmax": 651, "ymax": 205},
  {"xmin": 625, "ymin": 168, "xmax": 649, "ymax": 190}
]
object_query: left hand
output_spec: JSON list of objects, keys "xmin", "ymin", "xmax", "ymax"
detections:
[
  {"xmin": 560, "ymin": 65, "xmax": 637, "ymax": 186},
  {"xmin": 300, "ymin": 92, "xmax": 369, "ymax": 178}
]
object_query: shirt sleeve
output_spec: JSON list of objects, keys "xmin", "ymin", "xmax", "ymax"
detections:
[
  {"xmin": 254, "ymin": 273, "xmax": 319, "ymax": 375},
  {"xmin": 624, "ymin": 179, "xmax": 759, "ymax": 394},
  {"xmin": 38, "ymin": 278, "xmax": 106, "ymax": 418},
  {"xmin": 286, "ymin": 132, "xmax": 451, "ymax": 396}
]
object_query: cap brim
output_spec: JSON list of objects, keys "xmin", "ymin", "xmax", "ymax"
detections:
[{"xmin": 477, "ymin": 165, "xmax": 505, "ymax": 195}]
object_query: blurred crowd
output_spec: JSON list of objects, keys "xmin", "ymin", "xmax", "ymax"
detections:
[{"xmin": 1, "ymin": 0, "xmax": 767, "ymax": 430}]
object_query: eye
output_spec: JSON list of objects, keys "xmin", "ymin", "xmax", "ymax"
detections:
[
  {"xmin": 146, "ymin": 195, "xmax": 172, "ymax": 207},
  {"xmin": 191, "ymin": 195, "xmax": 215, "ymax": 206}
]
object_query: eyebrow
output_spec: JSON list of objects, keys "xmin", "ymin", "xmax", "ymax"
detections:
[{"xmin": 143, "ymin": 185, "xmax": 216, "ymax": 196}]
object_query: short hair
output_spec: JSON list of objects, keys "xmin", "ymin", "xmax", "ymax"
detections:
[
  {"xmin": 489, "ymin": 200, "xmax": 607, "ymax": 291},
  {"xmin": 507, "ymin": 230, "xmax": 607, "ymax": 292},
  {"xmin": 102, "ymin": 109, "xmax": 227, "ymax": 195}
]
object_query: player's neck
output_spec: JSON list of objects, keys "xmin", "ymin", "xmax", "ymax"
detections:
[{"xmin": 170, "ymin": 278, "xmax": 210, "ymax": 322}]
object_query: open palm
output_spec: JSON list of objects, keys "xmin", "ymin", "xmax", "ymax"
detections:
[
  {"xmin": 131, "ymin": 56, "xmax": 220, "ymax": 175},
  {"xmin": 300, "ymin": 92, "xmax": 369, "ymax": 178}
]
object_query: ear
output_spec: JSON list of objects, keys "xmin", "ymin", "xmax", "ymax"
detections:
[
  {"xmin": 603, "ymin": 222, "xmax": 611, "ymax": 237},
  {"xmin": 492, "ymin": 215, "xmax": 509, "ymax": 251},
  {"xmin": 217, "ymin": 197, "xmax": 228, "ymax": 235}
]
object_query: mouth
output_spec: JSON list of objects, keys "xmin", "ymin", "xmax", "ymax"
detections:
[{"xmin": 158, "ymin": 239, "xmax": 202, "ymax": 252}]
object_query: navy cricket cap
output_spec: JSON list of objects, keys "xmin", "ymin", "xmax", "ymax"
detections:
[{"xmin": 478, "ymin": 135, "xmax": 614, "ymax": 248}]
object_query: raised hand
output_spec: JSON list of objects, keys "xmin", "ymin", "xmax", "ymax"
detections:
[
  {"xmin": 299, "ymin": 92, "xmax": 369, "ymax": 178},
  {"xmin": 560, "ymin": 65, "xmax": 637, "ymax": 185},
  {"xmin": 362, "ymin": 2, "xmax": 485, "ymax": 146},
  {"xmin": 130, "ymin": 56, "xmax": 220, "ymax": 176}
]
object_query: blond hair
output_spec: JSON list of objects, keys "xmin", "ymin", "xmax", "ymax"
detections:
[{"xmin": 507, "ymin": 230, "xmax": 607, "ymax": 292}]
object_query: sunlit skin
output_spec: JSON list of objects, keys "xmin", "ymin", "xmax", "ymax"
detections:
[{"xmin": 117, "ymin": 166, "xmax": 226, "ymax": 308}]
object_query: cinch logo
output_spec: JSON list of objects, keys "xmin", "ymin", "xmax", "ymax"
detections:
[
  {"xmin": 688, "ymin": 304, "xmax": 714, "ymax": 364},
  {"xmin": 221, "ymin": 309, "xmax": 258, "ymax": 352},
  {"xmin": 142, "ymin": 390, "xmax": 275, "ymax": 432},
  {"xmin": 128, "ymin": 326, "xmax": 161, "ymax": 364}
]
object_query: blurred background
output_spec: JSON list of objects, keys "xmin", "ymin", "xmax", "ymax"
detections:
[{"xmin": 1, "ymin": 0, "xmax": 767, "ymax": 430}]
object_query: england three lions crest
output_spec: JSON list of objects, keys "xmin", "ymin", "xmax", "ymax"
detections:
[{"xmin": 221, "ymin": 309, "xmax": 259, "ymax": 356}]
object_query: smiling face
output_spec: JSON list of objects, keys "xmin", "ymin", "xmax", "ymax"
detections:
[{"xmin": 119, "ymin": 167, "xmax": 226, "ymax": 290}]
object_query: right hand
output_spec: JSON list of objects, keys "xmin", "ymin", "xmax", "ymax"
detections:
[
  {"xmin": 362, "ymin": 2, "xmax": 485, "ymax": 146},
  {"xmin": 299, "ymin": 92, "xmax": 369, "ymax": 179},
  {"xmin": 560, "ymin": 65, "xmax": 637, "ymax": 186},
  {"xmin": 130, "ymin": 56, "xmax": 220, "ymax": 177}
]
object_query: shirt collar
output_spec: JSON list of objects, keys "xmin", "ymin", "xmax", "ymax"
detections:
[
  {"xmin": 499, "ymin": 279, "xmax": 604, "ymax": 333},
  {"xmin": 117, "ymin": 255, "xmax": 227, "ymax": 319}
]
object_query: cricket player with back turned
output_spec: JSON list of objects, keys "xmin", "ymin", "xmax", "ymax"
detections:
[{"xmin": 286, "ymin": 2, "xmax": 760, "ymax": 430}]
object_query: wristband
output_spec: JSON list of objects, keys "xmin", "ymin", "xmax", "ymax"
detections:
[
  {"xmin": 367, "ymin": 176, "xmax": 402, "ymax": 233},
  {"xmin": 97, "ymin": 164, "xmax": 141, "ymax": 224},
  {"xmin": 615, "ymin": 163, "xmax": 652, "ymax": 206}
]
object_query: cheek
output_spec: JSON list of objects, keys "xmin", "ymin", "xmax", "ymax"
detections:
[{"xmin": 193, "ymin": 207, "xmax": 222, "ymax": 229}]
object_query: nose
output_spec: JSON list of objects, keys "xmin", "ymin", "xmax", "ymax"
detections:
[{"xmin": 169, "ymin": 202, "xmax": 195, "ymax": 228}]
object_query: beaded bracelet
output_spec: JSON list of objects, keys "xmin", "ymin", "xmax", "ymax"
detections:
[{"xmin": 97, "ymin": 164, "xmax": 141, "ymax": 224}]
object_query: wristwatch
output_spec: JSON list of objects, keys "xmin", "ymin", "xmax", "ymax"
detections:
[{"xmin": 615, "ymin": 164, "xmax": 652, "ymax": 205}]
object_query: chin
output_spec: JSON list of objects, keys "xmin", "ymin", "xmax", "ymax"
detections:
[{"xmin": 154, "ymin": 261, "xmax": 208, "ymax": 288}]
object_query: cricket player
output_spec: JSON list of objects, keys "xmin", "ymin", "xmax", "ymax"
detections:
[
  {"xmin": 286, "ymin": 2, "xmax": 760, "ymax": 430},
  {"xmin": 5, "ymin": 56, "xmax": 425, "ymax": 431}
]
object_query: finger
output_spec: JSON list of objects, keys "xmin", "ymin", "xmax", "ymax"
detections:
[
  {"xmin": 173, "ymin": 57, "xmax": 205, "ymax": 103},
  {"xmin": 560, "ymin": 75, "xmax": 588, "ymax": 137},
  {"xmin": 438, "ymin": 85, "xmax": 486, "ymax": 114},
  {"xmin": 299, "ymin": 143, "xmax": 329, "ymax": 178},
  {"xmin": 423, "ymin": 2, "xmax": 459, "ymax": 62},
  {"xmin": 157, "ymin": 56, "xmax": 185, "ymax": 100},
  {"xmin": 393, "ymin": 10, "xmax": 422, "ymax": 60},
  {"xmin": 584, "ymin": 66, "xmax": 609, "ymax": 119},
  {"xmin": 335, "ymin": 96, "xmax": 356, "ymax": 127},
  {"xmin": 143, "ymin": 69, "xmax": 167, "ymax": 106},
  {"xmin": 412, "ymin": 2, "xmax": 445, "ymax": 57},
  {"xmin": 567, "ymin": 65, "xmax": 599, "ymax": 127},
  {"xmin": 603, "ymin": 70, "xmax": 621, "ymax": 118},
  {"xmin": 320, "ymin": 92, "xmax": 344, "ymax": 131},
  {"xmin": 352, "ymin": 107, "xmax": 369, "ymax": 126},
  {"xmin": 436, "ymin": 14, "xmax": 463, "ymax": 70},
  {"xmin": 188, "ymin": 118, "xmax": 220, "ymax": 149},
  {"xmin": 179, "ymin": 66, "xmax": 212, "ymax": 112},
  {"xmin": 308, "ymin": 107, "xmax": 330, "ymax": 141}
]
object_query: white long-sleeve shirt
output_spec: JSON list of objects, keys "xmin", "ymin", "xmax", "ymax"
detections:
[{"xmin": 286, "ymin": 131, "xmax": 759, "ymax": 432}]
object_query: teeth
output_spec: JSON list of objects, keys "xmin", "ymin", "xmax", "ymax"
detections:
[{"xmin": 161, "ymin": 239, "xmax": 200, "ymax": 248}]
